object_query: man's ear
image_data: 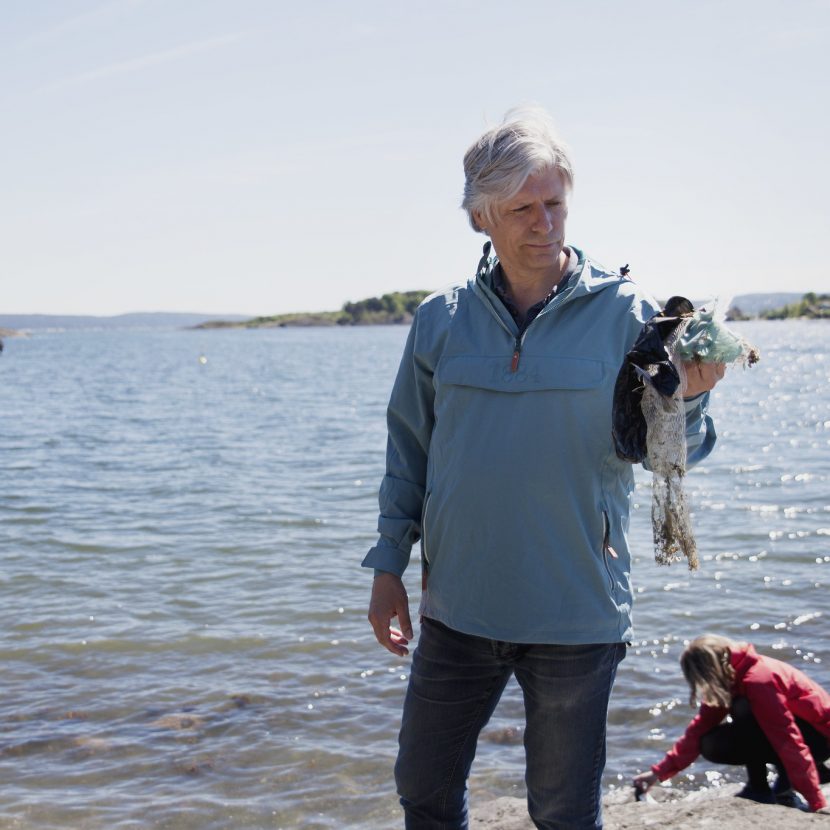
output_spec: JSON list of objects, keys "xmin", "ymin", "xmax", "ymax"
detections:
[{"xmin": 472, "ymin": 210, "xmax": 488, "ymax": 233}]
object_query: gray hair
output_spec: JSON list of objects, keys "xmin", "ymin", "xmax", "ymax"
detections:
[{"xmin": 461, "ymin": 106, "xmax": 574, "ymax": 233}]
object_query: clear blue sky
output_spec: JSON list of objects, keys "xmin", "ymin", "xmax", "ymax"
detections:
[{"xmin": 2, "ymin": 0, "xmax": 828, "ymax": 315}]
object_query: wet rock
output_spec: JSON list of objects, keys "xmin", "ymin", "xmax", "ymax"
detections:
[
  {"xmin": 150, "ymin": 713, "xmax": 205, "ymax": 731},
  {"xmin": 69, "ymin": 736, "xmax": 112, "ymax": 756},
  {"xmin": 174, "ymin": 756, "xmax": 216, "ymax": 776},
  {"xmin": 483, "ymin": 725, "xmax": 524, "ymax": 745}
]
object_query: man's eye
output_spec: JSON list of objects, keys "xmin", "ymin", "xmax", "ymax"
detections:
[{"xmin": 513, "ymin": 206, "xmax": 529, "ymax": 213}]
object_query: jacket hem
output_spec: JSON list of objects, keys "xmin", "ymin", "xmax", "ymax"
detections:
[{"xmin": 419, "ymin": 607, "xmax": 632, "ymax": 645}]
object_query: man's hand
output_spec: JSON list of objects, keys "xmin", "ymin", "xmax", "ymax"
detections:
[
  {"xmin": 368, "ymin": 572, "xmax": 414, "ymax": 657},
  {"xmin": 683, "ymin": 360, "xmax": 725, "ymax": 399}
]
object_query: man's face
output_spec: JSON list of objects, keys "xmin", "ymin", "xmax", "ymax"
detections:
[{"xmin": 473, "ymin": 166, "xmax": 569, "ymax": 282}]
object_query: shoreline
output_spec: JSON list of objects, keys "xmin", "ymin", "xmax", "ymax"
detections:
[{"xmin": 471, "ymin": 782, "xmax": 830, "ymax": 828}]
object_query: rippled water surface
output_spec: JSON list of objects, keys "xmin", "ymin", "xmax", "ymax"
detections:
[{"xmin": 1, "ymin": 321, "xmax": 828, "ymax": 828}]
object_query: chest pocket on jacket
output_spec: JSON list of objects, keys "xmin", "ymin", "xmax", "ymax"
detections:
[{"xmin": 436, "ymin": 354, "xmax": 606, "ymax": 392}]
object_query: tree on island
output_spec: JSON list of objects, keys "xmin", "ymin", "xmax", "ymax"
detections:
[
  {"xmin": 196, "ymin": 290, "xmax": 433, "ymax": 328},
  {"xmin": 341, "ymin": 291, "xmax": 430, "ymax": 324},
  {"xmin": 761, "ymin": 292, "xmax": 830, "ymax": 319},
  {"xmin": 196, "ymin": 290, "xmax": 830, "ymax": 330}
]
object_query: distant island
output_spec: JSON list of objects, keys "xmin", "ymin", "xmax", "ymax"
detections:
[
  {"xmin": 699, "ymin": 292, "xmax": 827, "ymax": 320},
  {"xmin": 194, "ymin": 290, "xmax": 829, "ymax": 330},
  {"xmin": 1, "ymin": 292, "xmax": 825, "ymax": 340},
  {"xmin": 193, "ymin": 290, "xmax": 432, "ymax": 329},
  {"xmin": 757, "ymin": 292, "xmax": 830, "ymax": 319}
]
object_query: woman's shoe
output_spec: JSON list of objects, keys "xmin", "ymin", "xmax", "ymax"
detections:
[
  {"xmin": 735, "ymin": 785, "xmax": 775, "ymax": 804},
  {"xmin": 774, "ymin": 788, "xmax": 808, "ymax": 810}
]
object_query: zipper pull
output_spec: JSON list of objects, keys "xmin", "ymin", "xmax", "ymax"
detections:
[{"xmin": 511, "ymin": 338, "xmax": 521, "ymax": 372}]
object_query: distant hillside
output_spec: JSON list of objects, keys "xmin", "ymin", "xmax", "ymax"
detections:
[
  {"xmin": 195, "ymin": 291, "xmax": 432, "ymax": 329},
  {"xmin": 0, "ymin": 312, "xmax": 251, "ymax": 331},
  {"xmin": 727, "ymin": 293, "xmax": 806, "ymax": 318},
  {"xmin": 3, "ymin": 292, "xmax": 821, "ymax": 335},
  {"xmin": 199, "ymin": 290, "xmax": 819, "ymax": 329},
  {"xmin": 759, "ymin": 292, "xmax": 830, "ymax": 319}
]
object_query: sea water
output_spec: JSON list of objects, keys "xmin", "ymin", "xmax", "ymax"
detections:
[{"xmin": 1, "ymin": 321, "xmax": 827, "ymax": 829}]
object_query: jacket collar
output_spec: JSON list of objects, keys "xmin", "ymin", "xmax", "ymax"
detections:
[{"xmin": 474, "ymin": 241, "xmax": 626, "ymax": 305}]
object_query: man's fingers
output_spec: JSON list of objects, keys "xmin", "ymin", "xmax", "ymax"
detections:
[
  {"xmin": 683, "ymin": 360, "xmax": 727, "ymax": 398},
  {"xmin": 397, "ymin": 605, "xmax": 414, "ymax": 641},
  {"xmin": 370, "ymin": 621, "xmax": 405, "ymax": 656},
  {"xmin": 371, "ymin": 619, "xmax": 411, "ymax": 656},
  {"xmin": 698, "ymin": 361, "xmax": 725, "ymax": 385},
  {"xmin": 368, "ymin": 613, "xmax": 391, "ymax": 646},
  {"xmin": 389, "ymin": 627, "xmax": 411, "ymax": 655}
]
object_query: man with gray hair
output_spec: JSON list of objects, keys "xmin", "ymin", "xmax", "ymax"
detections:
[{"xmin": 364, "ymin": 107, "xmax": 722, "ymax": 828}]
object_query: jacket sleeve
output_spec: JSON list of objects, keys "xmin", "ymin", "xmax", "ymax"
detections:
[
  {"xmin": 745, "ymin": 679, "xmax": 827, "ymax": 811},
  {"xmin": 651, "ymin": 705, "xmax": 727, "ymax": 780},
  {"xmin": 361, "ymin": 304, "xmax": 440, "ymax": 578}
]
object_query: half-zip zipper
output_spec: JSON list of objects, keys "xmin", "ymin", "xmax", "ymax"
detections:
[
  {"xmin": 511, "ymin": 337, "xmax": 522, "ymax": 372},
  {"xmin": 473, "ymin": 287, "xmax": 532, "ymax": 373},
  {"xmin": 474, "ymin": 275, "xmax": 572, "ymax": 374}
]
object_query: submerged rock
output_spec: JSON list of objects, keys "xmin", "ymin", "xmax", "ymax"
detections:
[{"xmin": 150, "ymin": 713, "xmax": 205, "ymax": 731}]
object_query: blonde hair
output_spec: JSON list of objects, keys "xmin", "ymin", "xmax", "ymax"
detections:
[{"xmin": 680, "ymin": 634, "xmax": 743, "ymax": 708}]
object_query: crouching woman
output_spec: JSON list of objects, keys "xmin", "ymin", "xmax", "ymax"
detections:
[{"xmin": 633, "ymin": 634, "xmax": 830, "ymax": 812}]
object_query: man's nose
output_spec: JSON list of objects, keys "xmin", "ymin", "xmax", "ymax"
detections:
[{"xmin": 530, "ymin": 204, "xmax": 554, "ymax": 232}]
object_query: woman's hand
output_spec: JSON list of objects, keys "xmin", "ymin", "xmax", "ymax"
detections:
[
  {"xmin": 633, "ymin": 770, "xmax": 659, "ymax": 797},
  {"xmin": 683, "ymin": 360, "xmax": 725, "ymax": 399}
]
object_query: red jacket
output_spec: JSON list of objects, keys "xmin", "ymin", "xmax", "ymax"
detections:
[{"xmin": 652, "ymin": 644, "xmax": 830, "ymax": 811}]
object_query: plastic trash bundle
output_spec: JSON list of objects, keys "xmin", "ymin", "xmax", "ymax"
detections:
[{"xmin": 612, "ymin": 297, "xmax": 759, "ymax": 570}]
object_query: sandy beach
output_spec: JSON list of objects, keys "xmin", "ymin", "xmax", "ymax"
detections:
[{"xmin": 471, "ymin": 782, "xmax": 830, "ymax": 828}]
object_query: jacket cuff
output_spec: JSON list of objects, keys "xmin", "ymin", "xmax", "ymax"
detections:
[
  {"xmin": 683, "ymin": 390, "xmax": 707, "ymax": 407},
  {"xmin": 684, "ymin": 391, "xmax": 717, "ymax": 469},
  {"xmin": 361, "ymin": 541, "xmax": 410, "ymax": 577},
  {"xmin": 808, "ymin": 792, "xmax": 827, "ymax": 812},
  {"xmin": 651, "ymin": 759, "xmax": 677, "ymax": 782}
]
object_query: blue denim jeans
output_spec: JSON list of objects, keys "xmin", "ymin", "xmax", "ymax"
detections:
[{"xmin": 395, "ymin": 618, "xmax": 625, "ymax": 830}]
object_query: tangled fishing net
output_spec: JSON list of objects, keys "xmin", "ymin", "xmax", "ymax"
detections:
[{"xmin": 612, "ymin": 298, "xmax": 759, "ymax": 570}]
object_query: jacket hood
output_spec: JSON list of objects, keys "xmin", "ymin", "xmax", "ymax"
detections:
[{"xmin": 729, "ymin": 643, "xmax": 759, "ymax": 679}]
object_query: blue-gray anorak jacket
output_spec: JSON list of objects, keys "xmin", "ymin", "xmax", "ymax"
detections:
[{"xmin": 362, "ymin": 246, "xmax": 716, "ymax": 644}]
